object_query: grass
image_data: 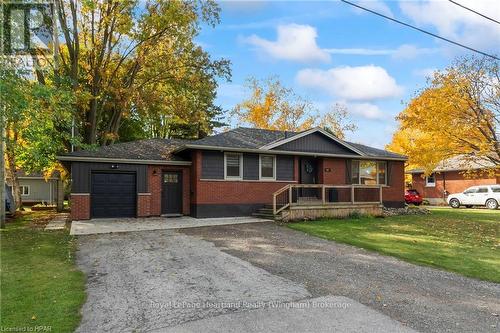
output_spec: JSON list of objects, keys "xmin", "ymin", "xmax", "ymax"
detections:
[
  {"xmin": 288, "ymin": 208, "xmax": 500, "ymax": 283},
  {"xmin": 0, "ymin": 212, "xmax": 86, "ymax": 332}
]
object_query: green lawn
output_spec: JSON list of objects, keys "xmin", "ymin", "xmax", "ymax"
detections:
[
  {"xmin": 0, "ymin": 212, "xmax": 85, "ymax": 332},
  {"xmin": 288, "ymin": 208, "xmax": 500, "ymax": 283}
]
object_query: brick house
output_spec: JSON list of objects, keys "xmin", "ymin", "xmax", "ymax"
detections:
[
  {"xmin": 58, "ymin": 127, "xmax": 407, "ymax": 220},
  {"xmin": 407, "ymin": 155, "xmax": 500, "ymax": 205}
]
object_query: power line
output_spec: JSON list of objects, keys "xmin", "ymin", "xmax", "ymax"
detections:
[
  {"xmin": 448, "ymin": 0, "xmax": 500, "ymax": 26},
  {"xmin": 340, "ymin": 0, "xmax": 500, "ymax": 61}
]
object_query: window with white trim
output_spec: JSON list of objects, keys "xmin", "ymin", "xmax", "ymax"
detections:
[
  {"xmin": 224, "ymin": 153, "xmax": 242, "ymax": 179},
  {"xmin": 425, "ymin": 173, "xmax": 436, "ymax": 187},
  {"xmin": 259, "ymin": 155, "xmax": 276, "ymax": 180},
  {"xmin": 20, "ymin": 185, "xmax": 30, "ymax": 196},
  {"xmin": 351, "ymin": 161, "xmax": 387, "ymax": 185}
]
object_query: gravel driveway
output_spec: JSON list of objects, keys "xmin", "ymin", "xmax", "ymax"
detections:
[
  {"xmin": 181, "ymin": 222, "xmax": 500, "ymax": 333},
  {"xmin": 76, "ymin": 227, "xmax": 419, "ymax": 333},
  {"xmin": 76, "ymin": 230, "xmax": 310, "ymax": 332}
]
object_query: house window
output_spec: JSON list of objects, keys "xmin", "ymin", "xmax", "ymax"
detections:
[
  {"xmin": 425, "ymin": 173, "xmax": 436, "ymax": 187},
  {"xmin": 163, "ymin": 174, "xmax": 178, "ymax": 183},
  {"xmin": 224, "ymin": 153, "xmax": 242, "ymax": 179},
  {"xmin": 20, "ymin": 185, "xmax": 30, "ymax": 196},
  {"xmin": 378, "ymin": 161, "xmax": 387, "ymax": 185},
  {"xmin": 259, "ymin": 155, "xmax": 276, "ymax": 180},
  {"xmin": 351, "ymin": 161, "xmax": 387, "ymax": 185}
]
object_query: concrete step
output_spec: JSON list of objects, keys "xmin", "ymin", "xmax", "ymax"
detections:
[
  {"xmin": 252, "ymin": 213, "xmax": 278, "ymax": 220},
  {"xmin": 256, "ymin": 208, "xmax": 274, "ymax": 214}
]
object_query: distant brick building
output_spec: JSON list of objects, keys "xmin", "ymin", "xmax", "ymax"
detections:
[{"xmin": 407, "ymin": 155, "xmax": 499, "ymax": 205}]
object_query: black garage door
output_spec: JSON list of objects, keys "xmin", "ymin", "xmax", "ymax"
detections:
[{"xmin": 91, "ymin": 172, "xmax": 136, "ymax": 218}]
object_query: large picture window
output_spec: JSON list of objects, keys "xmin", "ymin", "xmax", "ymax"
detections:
[
  {"xmin": 224, "ymin": 153, "xmax": 242, "ymax": 179},
  {"xmin": 259, "ymin": 155, "xmax": 276, "ymax": 180},
  {"xmin": 351, "ymin": 160, "xmax": 387, "ymax": 185}
]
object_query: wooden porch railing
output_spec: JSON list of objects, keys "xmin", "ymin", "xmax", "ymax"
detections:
[{"xmin": 272, "ymin": 184, "xmax": 383, "ymax": 215}]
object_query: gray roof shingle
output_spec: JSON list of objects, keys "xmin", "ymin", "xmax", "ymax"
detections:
[
  {"xmin": 190, "ymin": 127, "xmax": 299, "ymax": 148},
  {"xmin": 62, "ymin": 138, "xmax": 190, "ymax": 161},
  {"xmin": 347, "ymin": 142, "xmax": 406, "ymax": 159},
  {"xmin": 407, "ymin": 154, "xmax": 497, "ymax": 173},
  {"xmin": 190, "ymin": 127, "xmax": 406, "ymax": 159},
  {"xmin": 61, "ymin": 127, "xmax": 406, "ymax": 161}
]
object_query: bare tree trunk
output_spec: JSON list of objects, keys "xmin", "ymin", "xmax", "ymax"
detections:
[
  {"xmin": 5, "ymin": 140, "xmax": 21, "ymax": 210},
  {"xmin": 0, "ymin": 105, "xmax": 5, "ymax": 228}
]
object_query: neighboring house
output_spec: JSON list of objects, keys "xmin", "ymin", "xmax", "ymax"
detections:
[
  {"xmin": 407, "ymin": 155, "xmax": 500, "ymax": 205},
  {"xmin": 5, "ymin": 170, "xmax": 64, "ymax": 208},
  {"xmin": 58, "ymin": 127, "xmax": 407, "ymax": 220}
]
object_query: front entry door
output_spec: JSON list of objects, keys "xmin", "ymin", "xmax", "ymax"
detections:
[
  {"xmin": 300, "ymin": 158, "xmax": 318, "ymax": 184},
  {"xmin": 162, "ymin": 172, "xmax": 183, "ymax": 215},
  {"xmin": 300, "ymin": 158, "xmax": 318, "ymax": 198}
]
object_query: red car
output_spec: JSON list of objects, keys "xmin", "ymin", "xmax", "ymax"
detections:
[{"xmin": 405, "ymin": 189, "xmax": 423, "ymax": 205}]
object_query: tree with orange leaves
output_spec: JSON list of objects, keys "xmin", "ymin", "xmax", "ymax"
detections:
[
  {"xmin": 387, "ymin": 56, "xmax": 499, "ymax": 176},
  {"xmin": 233, "ymin": 76, "xmax": 356, "ymax": 139}
]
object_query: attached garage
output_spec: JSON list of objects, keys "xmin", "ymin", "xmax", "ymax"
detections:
[{"xmin": 91, "ymin": 172, "xmax": 137, "ymax": 218}]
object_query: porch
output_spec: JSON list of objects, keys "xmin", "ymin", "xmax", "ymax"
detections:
[{"xmin": 267, "ymin": 184, "xmax": 384, "ymax": 221}]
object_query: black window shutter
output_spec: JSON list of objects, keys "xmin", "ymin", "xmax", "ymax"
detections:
[
  {"xmin": 345, "ymin": 160, "xmax": 352, "ymax": 184},
  {"xmin": 387, "ymin": 161, "xmax": 393, "ymax": 186}
]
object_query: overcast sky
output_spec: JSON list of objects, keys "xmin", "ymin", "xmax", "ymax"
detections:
[{"xmin": 197, "ymin": 0, "xmax": 500, "ymax": 148}]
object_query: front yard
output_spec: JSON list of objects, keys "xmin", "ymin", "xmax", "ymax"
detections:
[
  {"xmin": 0, "ymin": 212, "xmax": 85, "ymax": 332},
  {"xmin": 288, "ymin": 208, "xmax": 500, "ymax": 283}
]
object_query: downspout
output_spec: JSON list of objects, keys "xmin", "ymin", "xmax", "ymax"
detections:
[{"xmin": 442, "ymin": 172, "xmax": 447, "ymax": 203}]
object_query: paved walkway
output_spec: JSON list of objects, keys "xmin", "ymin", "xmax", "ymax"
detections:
[
  {"xmin": 70, "ymin": 216, "xmax": 271, "ymax": 235},
  {"xmin": 44, "ymin": 213, "xmax": 69, "ymax": 231}
]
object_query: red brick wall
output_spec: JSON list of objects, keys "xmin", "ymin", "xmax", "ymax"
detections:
[
  {"xmin": 318, "ymin": 158, "xmax": 404, "ymax": 204},
  {"xmin": 195, "ymin": 181, "xmax": 298, "ymax": 204},
  {"xmin": 70, "ymin": 194, "xmax": 90, "ymax": 220},
  {"xmin": 137, "ymin": 194, "xmax": 151, "ymax": 217},
  {"xmin": 320, "ymin": 158, "xmax": 347, "ymax": 185},
  {"xmin": 192, "ymin": 153, "xmax": 404, "ymax": 206},
  {"xmin": 383, "ymin": 161, "xmax": 405, "ymax": 202},
  {"xmin": 148, "ymin": 165, "xmax": 191, "ymax": 215},
  {"xmin": 192, "ymin": 150, "xmax": 299, "ymax": 205},
  {"xmin": 412, "ymin": 171, "xmax": 498, "ymax": 200}
]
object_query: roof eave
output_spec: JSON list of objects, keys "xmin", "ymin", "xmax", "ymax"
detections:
[
  {"xmin": 176, "ymin": 144, "xmax": 407, "ymax": 161},
  {"xmin": 56, "ymin": 156, "xmax": 192, "ymax": 166},
  {"xmin": 406, "ymin": 166, "xmax": 491, "ymax": 174}
]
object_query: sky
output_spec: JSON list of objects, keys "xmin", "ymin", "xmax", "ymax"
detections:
[{"xmin": 197, "ymin": 0, "xmax": 500, "ymax": 148}]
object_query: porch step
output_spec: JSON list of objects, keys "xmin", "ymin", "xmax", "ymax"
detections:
[{"xmin": 252, "ymin": 207, "xmax": 283, "ymax": 221}]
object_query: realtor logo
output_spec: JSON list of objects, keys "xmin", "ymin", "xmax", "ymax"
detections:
[{"xmin": 1, "ymin": 0, "xmax": 55, "ymax": 69}]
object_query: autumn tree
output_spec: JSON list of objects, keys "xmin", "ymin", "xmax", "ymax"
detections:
[
  {"xmin": 0, "ymin": 67, "xmax": 75, "ymax": 209},
  {"xmin": 387, "ymin": 56, "xmax": 499, "ymax": 175},
  {"xmin": 37, "ymin": 0, "xmax": 230, "ymax": 145},
  {"xmin": 233, "ymin": 77, "xmax": 356, "ymax": 138},
  {"xmin": 319, "ymin": 103, "xmax": 358, "ymax": 140}
]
